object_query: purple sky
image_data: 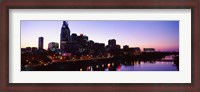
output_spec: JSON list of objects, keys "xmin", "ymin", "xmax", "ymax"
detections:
[{"xmin": 21, "ymin": 20, "xmax": 179, "ymax": 51}]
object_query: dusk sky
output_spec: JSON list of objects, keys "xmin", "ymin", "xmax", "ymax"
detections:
[{"xmin": 21, "ymin": 20, "xmax": 179, "ymax": 52}]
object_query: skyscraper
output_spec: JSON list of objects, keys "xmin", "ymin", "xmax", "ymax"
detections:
[
  {"xmin": 38, "ymin": 37, "xmax": 43, "ymax": 50},
  {"xmin": 71, "ymin": 33, "xmax": 78, "ymax": 43},
  {"xmin": 108, "ymin": 39, "xmax": 116, "ymax": 47},
  {"xmin": 60, "ymin": 21, "xmax": 71, "ymax": 51}
]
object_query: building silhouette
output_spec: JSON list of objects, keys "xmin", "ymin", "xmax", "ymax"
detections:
[
  {"xmin": 71, "ymin": 33, "xmax": 78, "ymax": 43},
  {"xmin": 48, "ymin": 42, "xmax": 59, "ymax": 51},
  {"xmin": 123, "ymin": 45, "xmax": 129, "ymax": 50},
  {"xmin": 129, "ymin": 47, "xmax": 141, "ymax": 55},
  {"xmin": 143, "ymin": 48, "xmax": 155, "ymax": 53},
  {"xmin": 108, "ymin": 39, "xmax": 116, "ymax": 48},
  {"xmin": 38, "ymin": 37, "xmax": 44, "ymax": 50},
  {"xmin": 60, "ymin": 21, "xmax": 70, "ymax": 52},
  {"xmin": 58, "ymin": 21, "xmax": 148, "ymax": 57},
  {"xmin": 60, "ymin": 21, "xmax": 90, "ymax": 54}
]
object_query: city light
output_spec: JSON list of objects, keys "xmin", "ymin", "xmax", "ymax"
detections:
[{"xmin": 21, "ymin": 21, "xmax": 179, "ymax": 71}]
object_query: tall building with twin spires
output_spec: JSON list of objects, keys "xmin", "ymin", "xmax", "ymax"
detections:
[{"xmin": 60, "ymin": 21, "xmax": 71, "ymax": 52}]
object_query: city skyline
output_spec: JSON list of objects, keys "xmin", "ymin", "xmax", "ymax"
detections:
[{"xmin": 21, "ymin": 20, "xmax": 179, "ymax": 51}]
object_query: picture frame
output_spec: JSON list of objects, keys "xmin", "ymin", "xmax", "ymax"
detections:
[{"xmin": 0, "ymin": 0, "xmax": 199, "ymax": 92}]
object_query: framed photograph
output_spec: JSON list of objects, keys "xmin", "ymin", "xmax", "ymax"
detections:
[{"xmin": 0, "ymin": 0, "xmax": 199, "ymax": 92}]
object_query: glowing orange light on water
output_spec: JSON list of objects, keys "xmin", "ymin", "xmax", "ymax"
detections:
[
  {"xmin": 102, "ymin": 64, "xmax": 104, "ymax": 67},
  {"xmin": 96, "ymin": 65, "xmax": 99, "ymax": 68},
  {"xmin": 117, "ymin": 65, "xmax": 121, "ymax": 71},
  {"xmin": 107, "ymin": 63, "xmax": 111, "ymax": 68}
]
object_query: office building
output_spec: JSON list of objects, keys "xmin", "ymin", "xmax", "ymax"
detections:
[
  {"xmin": 108, "ymin": 39, "xmax": 116, "ymax": 47},
  {"xmin": 129, "ymin": 47, "xmax": 141, "ymax": 55},
  {"xmin": 48, "ymin": 42, "xmax": 59, "ymax": 51},
  {"xmin": 143, "ymin": 48, "xmax": 155, "ymax": 52},
  {"xmin": 71, "ymin": 33, "xmax": 78, "ymax": 43},
  {"xmin": 38, "ymin": 37, "xmax": 44, "ymax": 50},
  {"xmin": 60, "ymin": 21, "xmax": 71, "ymax": 51}
]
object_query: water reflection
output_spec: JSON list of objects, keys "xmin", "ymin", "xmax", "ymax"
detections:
[
  {"xmin": 120, "ymin": 61, "xmax": 176, "ymax": 71},
  {"xmin": 24, "ymin": 55, "xmax": 179, "ymax": 71},
  {"xmin": 81, "ymin": 55, "xmax": 178, "ymax": 71}
]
